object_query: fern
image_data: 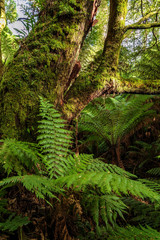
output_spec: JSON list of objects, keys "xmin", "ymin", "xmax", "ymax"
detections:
[
  {"xmin": 79, "ymin": 95, "xmax": 155, "ymax": 146},
  {"xmin": 54, "ymin": 154, "xmax": 160, "ymax": 230},
  {"xmin": 147, "ymin": 167, "xmax": 160, "ymax": 176},
  {"xmin": 0, "ymin": 139, "xmax": 41, "ymax": 176},
  {"xmin": 0, "ymin": 190, "xmax": 30, "ymax": 233},
  {"xmin": 0, "ymin": 175, "xmax": 62, "ymax": 200},
  {"xmin": 123, "ymin": 197, "xmax": 160, "ymax": 229},
  {"xmin": 139, "ymin": 179, "xmax": 160, "ymax": 194},
  {"xmin": 127, "ymin": 139, "xmax": 160, "ymax": 173},
  {"xmin": 78, "ymin": 94, "xmax": 156, "ymax": 168},
  {"xmin": 79, "ymin": 0, "xmax": 108, "ymax": 72},
  {"xmin": 0, "ymin": 97, "xmax": 159, "ymax": 238},
  {"xmin": 37, "ymin": 96, "xmax": 72, "ymax": 178},
  {"xmin": 132, "ymin": 45, "xmax": 160, "ymax": 80},
  {"xmin": 67, "ymin": 154, "xmax": 137, "ymax": 178},
  {"xmin": 0, "ymin": 214, "xmax": 30, "ymax": 232},
  {"xmin": 82, "ymin": 193, "xmax": 126, "ymax": 230},
  {"xmin": 1, "ymin": 27, "xmax": 19, "ymax": 64},
  {"xmin": 108, "ymin": 225, "xmax": 160, "ymax": 240},
  {"xmin": 56, "ymin": 171, "xmax": 160, "ymax": 202}
]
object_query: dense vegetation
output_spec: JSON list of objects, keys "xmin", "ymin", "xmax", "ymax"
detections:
[
  {"xmin": 0, "ymin": 0, "xmax": 160, "ymax": 239},
  {"xmin": 1, "ymin": 95, "xmax": 160, "ymax": 240}
]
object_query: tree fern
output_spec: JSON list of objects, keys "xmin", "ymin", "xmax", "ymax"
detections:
[
  {"xmin": 52, "ymin": 153, "xmax": 160, "ymax": 231},
  {"xmin": 79, "ymin": 95, "xmax": 155, "ymax": 146},
  {"xmin": 127, "ymin": 138, "xmax": 160, "ymax": 173},
  {"xmin": 37, "ymin": 96, "xmax": 72, "ymax": 178},
  {"xmin": 0, "ymin": 97, "xmax": 160, "ymax": 238},
  {"xmin": 121, "ymin": 178, "xmax": 160, "ymax": 231},
  {"xmin": 79, "ymin": 94, "xmax": 156, "ymax": 168},
  {"xmin": 131, "ymin": 44, "xmax": 160, "ymax": 80}
]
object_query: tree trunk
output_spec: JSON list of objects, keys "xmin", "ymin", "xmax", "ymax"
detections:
[
  {"xmin": 0, "ymin": 0, "xmax": 159, "ymax": 140},
  {"xmin": 115, "ymin": 139, "xmax": 125, "ymax": 169},
  {"xmin": 0, "ymin": 0, "xmax": 6, "ymax": 79},
  {"xmin": 0, "ymin": 0, "xmax": 94, "ymax": 139},
  {"xmin": 0, "ymin": 34, "xmax": 3, "ymax": 79},
  {"xmin": 63, "ymin": 0, "xmax": 129, "ymax": 120}
]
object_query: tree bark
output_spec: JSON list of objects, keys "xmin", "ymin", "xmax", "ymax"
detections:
[
  {"xmin": 115, "ymin": 139, "xmax": 125, "ymax": 169},
  {"xmin": 63, "ymin": 0, "xmax": 129, "ymax": 120},
  {"xmin": 0, "ymin": 0, "xmax": 95, "ymax": 139},
  {"xmin": 0, "ymin": 0, "xmax": 159, "ymax": 140},
  {"xmin": 0, "ymin": 0, "xmax": 6, "ymax": 79}
]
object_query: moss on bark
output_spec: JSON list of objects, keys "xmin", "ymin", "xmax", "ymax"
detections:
[
  {"xmin": 0, "ymin": 0, "xmax": 94, "ymax": 139},
  {"xmin": 0, "ymin": 0, "xmax": 159, "ymax": 139}
]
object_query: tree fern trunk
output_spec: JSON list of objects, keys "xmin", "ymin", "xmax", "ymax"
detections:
[
  {"xmin": 115, "ymin": 140, "xmax": 125, "ymax": 169},
  {"xmin": 111, "ymin": 146, "xmax": 116, "ymax": 165}
]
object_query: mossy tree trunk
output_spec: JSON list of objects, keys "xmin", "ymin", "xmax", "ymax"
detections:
[
  {"xmin": 0, "ymin": 0, "xmax": 6, "ymax": 79},
  {"xmin": 0, "ymin": 0, "xmax": 94, "ymax": 139},
  {"xmin": 64, "ymin": 0, "xmax": 129, "ymax": 120},
  {"xmin": 0, "ymin": 0, "xmax": 159, "ymax": 139}
]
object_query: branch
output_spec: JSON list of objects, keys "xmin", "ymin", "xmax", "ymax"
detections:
[
  {"xmin": 152, "ymin": 28, "xmax": 160, "ymax": 50},
  {"xmin": 126, "ymin": 22, "xmax": 160, "ymax": 30},
  {"xmin": 117, "ymin": 78, "xmax": 160, "ymax": 94},
  {"xmin": 140, "ymin": 0, "xmax": 144, "ymax": 17},
  {"xmin": 125, "ymin": 10, "xmax": 160, "ymax": 32}
]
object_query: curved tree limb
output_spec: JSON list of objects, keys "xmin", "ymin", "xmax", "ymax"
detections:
[
  {"xmin": 123, "ymin": 10, "xmax": 160, "ymax": 39},
  {"xmin": 125, "ymin": 22, "xmax": 160, "ymax": 30}
]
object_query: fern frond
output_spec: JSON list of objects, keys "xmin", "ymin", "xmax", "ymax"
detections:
[
  {"xmin": 38, "ymin": 97, "xmax": 72, "ymax": 178},
  {"xmin": 55, "ymin": 172, "xmax": 160, "ymax": 202},
  {"xmin": 108, "ymin": 225, "xmax": 160, "ymax": 239},
  {"xmin": 0, "ymin": 214, "xmax": 29, "ymax": 232},
  {"xmin": 123, "ymin": 197, "xmax": 160, "ymax": 229},
  {"xmin": 0, "ymin": 191, "xmax": 9, "ymax": 218},
  {"xmin": 139, "ymin": 179, "xmax": 160, "ymax": 194},
  {"xmin": 79, "ymin": 95, "xmax": 155, "ymax": 146},
  {"xmin": 0, "ymin": 175, "xmax": 62, "ymax": 199},
  {"xmin": 82, "ymin": 193, "xmax": 126, "ymax": 229},
  {"xmin": 79, "ymin": 0, "xmax": 108, "ymax": 72},
  {"xmin": 66, "ymin": 154, "xmax": 137, "ymax": 179},
  {"xmin": 0, "ymin": 139, "xmax": 41, "ymax": 176},
  {"xmin": 1, "ymin": 27, "xmax": 19, "ymax": 65},
  {"xmin": 147, "ymin": 167, "xmax": 160, "ymax": 176}
]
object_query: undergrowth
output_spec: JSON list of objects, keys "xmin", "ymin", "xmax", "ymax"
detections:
[{"xmin": 0, "ymin": 97, "xmax": 160, "ymax": 239}]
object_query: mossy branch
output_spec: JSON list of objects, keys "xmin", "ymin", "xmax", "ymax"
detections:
[
  {"xmin": 125, "ymin": 9, "xmax": 160, "ymax": 32},
  {"xmin": 117, "ymin": 78, "xmax": 160, "ymax": 94},
  {"xmin": 126, "ymin": 22, "xmax": 160, "ymax": 30}
]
